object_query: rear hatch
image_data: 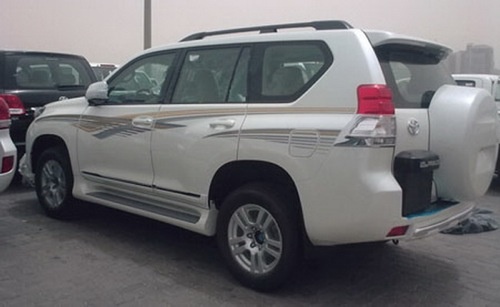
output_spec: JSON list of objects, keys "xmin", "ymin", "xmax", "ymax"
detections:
[{"xmin": 367, "ymin": 32, "xmax": 498, "ymax": 213}]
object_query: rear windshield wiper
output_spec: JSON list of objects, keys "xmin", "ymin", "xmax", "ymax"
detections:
[{"xmin": 56, "ymin": 84, "xmax": 86, "ymax": 90}]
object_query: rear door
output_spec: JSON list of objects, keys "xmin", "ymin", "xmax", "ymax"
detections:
[{"xmin": 151, "ymin": 46, "xmax": 250, "ymax": 208}]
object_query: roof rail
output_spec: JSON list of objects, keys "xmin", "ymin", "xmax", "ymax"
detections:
[{"xmin": 180, "ymin": 20, "xmax": 353, "ymax": 42}]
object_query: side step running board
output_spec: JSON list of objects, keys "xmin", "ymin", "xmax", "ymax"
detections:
[{"xmin": 87, "ymin": 191, "xmax": 201, "ymax": 224}]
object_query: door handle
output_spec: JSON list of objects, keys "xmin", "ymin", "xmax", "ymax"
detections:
[
  {"xmin": 209, "ymin": 119, "xmax": 236, "ymax": 129},
  {"xmin": 132, "ymin": 116, "xmax": 154, "ymax": 129}
]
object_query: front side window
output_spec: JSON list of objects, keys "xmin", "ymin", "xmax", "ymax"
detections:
[
  {"xmin": 108, "ymin": 52, "xmax": 175, "ymax": 104},
  {"xmin": 6, "ymin": 55, "xmax": 93, "ymax": 89},
  {"xmin": 172, "ymin": 47, "xmax": 245, "ymax": 103}
]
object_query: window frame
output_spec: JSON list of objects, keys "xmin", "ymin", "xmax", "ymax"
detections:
[{"xmin": 162, "ymin": 40, "xmax": 333, "ymax": 105}]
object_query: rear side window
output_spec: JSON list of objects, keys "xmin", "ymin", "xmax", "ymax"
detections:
[
  {"xmin": 257, "ymin": 42, "xmax": 331, "ymax": 102},
  {"xmin": 4, "ymin": 54, "xmax": 94, "ymax": 89},
  {"xmin": 376, "ymin": 45, "xmax": 454, "ymax": 108}
]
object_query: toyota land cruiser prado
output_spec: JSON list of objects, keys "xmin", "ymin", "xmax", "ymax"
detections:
[{"xmin": 19, "ymin": 21, "xmax": 499, "ymax": 291}]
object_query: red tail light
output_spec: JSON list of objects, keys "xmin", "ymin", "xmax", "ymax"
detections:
[
  {"xmin": 0, "ymin": 98, "xmax": 11, "ymax": 129},
  {"xmin": 0, "ymin": 94, "xmax": 26, "ymax": 115},
  {"xmin": 357, "ymin": 84, "xmax": 395, "ymax": 115},
  {"xmin": 1, "ymin": 156, "xmax": 14, "ymax": 174},
  {"xmin": 386, "ymin": 225, "xmax": 409, "ymax": 237}
]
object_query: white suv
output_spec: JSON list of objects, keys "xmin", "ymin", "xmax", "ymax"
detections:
[
  {"xmin": 19, "ymin": 21, "xmax": 499, "ymax": 291},
  {"xmin": 0, "ymin": 97, "xmax": 16, "ymax": 192}
]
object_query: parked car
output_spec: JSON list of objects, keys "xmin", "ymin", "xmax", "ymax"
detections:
[
  {"xmin": 0, "ymin": 50, "xmax": 97, "ymax": 160},
  {"xmin": 90, "ymin": 63, "xmax": 118, "ymax": 80},
  {"xmin": 0, "ymin": 98, "xmax": 16, "ymax": 192},
  {"xmin": 19, "ymin": 21, "xmax": 499, "ymax": 291},
  {"xmin": 453, "ymin": 74, "xmax": 500, "ymax": 111}
]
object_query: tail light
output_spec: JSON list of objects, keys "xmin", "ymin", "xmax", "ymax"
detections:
[
  {"xmin": 0, "ymin": 94, "xmax": 27, "ymax": 115},
  {"xmin": 0, "ymin": 98, "xmax": 11, "ymax": 129},
  {"xmin": 357, "ymin": 84, "xmax": 395, "ymax": 115},
  {"xmin": 1, "ymin": 156, "xmax": 14, "ymax": 174},
  {"xmin": 335, "ymin": 84, "xmax": 396, "ymax": 147}
]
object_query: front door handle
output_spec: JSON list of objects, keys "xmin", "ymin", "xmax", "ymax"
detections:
[
  {"xmin": 132, "ymin": 116, "xmax": 154, "ymax": 129},
  {"xmin": 209, "ymin": 119, "xmax": 236, "ymax": 129}
]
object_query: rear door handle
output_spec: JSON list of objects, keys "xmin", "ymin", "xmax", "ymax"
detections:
[{"xmin": 209, "ymin": 119, "xmax": 236, "ymax": 129}]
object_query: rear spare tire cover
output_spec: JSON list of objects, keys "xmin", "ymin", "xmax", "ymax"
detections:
[{"xmin": 430, "ymin": 85, "xmax": 499, "ymax": 201}]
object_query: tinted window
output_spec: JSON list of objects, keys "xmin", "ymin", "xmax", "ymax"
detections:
[
  {"xmin": 455, "ymin": 79, "xmax": 476, "ymax": 87},
  {"xmin": 5, "ymin": 54, "xmax": 93, "ymax": 89},
  {"xmin": 377, "ymin": 45, "xmax": 454, "ymax": 108},
  {"xmin": 92, "ymin": 64, "xmax": 117, "ymax": 80},
  {"xmin": 108, "ymin": 53, "xmax": 175, "ymax": 104},
  {"xmin": 259, "ymin": 43, "xmax": 330, "ymax": 102},
  {"xmin": 495, "ymin": 81, "xmax": 500, "ymax": 102},
  {"xmin": 172, "ymin": 47, "xmax": 245, "ymax": 103}
]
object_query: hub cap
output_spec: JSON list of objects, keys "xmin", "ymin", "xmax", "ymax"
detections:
[
  {"xmin": 40, "ymin": 160, "xmax": 66, "ymax": 209},
  {"xmin": 227, "ymin": 204, "xmax": 282, "ymax": 274}
]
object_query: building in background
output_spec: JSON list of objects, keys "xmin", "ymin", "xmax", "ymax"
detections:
[{"xmin": 446, "ymin": 44, "xmax": 499, "ymax": 74}]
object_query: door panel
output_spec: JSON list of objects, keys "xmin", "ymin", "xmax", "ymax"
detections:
[{"xmin": 77, "ymin": 104, "xmax": 160, "ymax": 188}]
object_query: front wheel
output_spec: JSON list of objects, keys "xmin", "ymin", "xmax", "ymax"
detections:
[
  {"xmin": 35, "ymin": 147, "xmax": 79, "ymax": 219},
  {"xmin": 216, "ymin": 183, "xmax": 300, "ymax": 291}
]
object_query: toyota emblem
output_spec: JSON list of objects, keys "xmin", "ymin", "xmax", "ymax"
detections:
[{"xmin": 407, "ymin": 118, "xmax": 420, "ymax": 136}]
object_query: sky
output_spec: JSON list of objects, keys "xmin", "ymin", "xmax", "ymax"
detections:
[{"xmin": 1, "ymin": 0, "xmax": 499, "ymax": 67}]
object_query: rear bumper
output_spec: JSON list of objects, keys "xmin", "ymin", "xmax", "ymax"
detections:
[{"xmin": 404, "ymin": 200, "xmax": 475, "ymax": 240}]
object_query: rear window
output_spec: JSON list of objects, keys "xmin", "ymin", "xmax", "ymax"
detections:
[
  {"xmin": 455, "ymin": 79, "xmax": 477, "ymax": 87},
  {"xmin": 3, "ymin": 54, "xmax": 94, "ymax": 90},
  {"xmin": 376, "ymin": 45, "xmax": 454, "ymax": 108}
]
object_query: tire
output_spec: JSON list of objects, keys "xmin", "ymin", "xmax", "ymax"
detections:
[
  {"xmin": 216, "ymin": 183, "xmax": 300, "ymax": 291},
  {"xmin": 429, "ymin": 85, "xmax": 499, "ymax": 201},
  {"xmin": 35, "ymin": 147, "xmax": 79, "ymax": 219}
]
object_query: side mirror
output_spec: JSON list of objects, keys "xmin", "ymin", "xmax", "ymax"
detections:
[{"xmin": 85, "ymin": 81, "xmax": 109, "ymax": 105}]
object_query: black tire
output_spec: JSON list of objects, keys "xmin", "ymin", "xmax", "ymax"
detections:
[
  {"xmin": 216, "ymin": 182, "xmax": 300, "ymax": 291},
  {"xmin": 35, "ymin": 147, "xmax": 79, "ymax": 219}
]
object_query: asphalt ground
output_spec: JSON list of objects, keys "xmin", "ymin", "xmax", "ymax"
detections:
[{"xmin": 1, "ymin": 178, "xmax": 499, "ymax": 306}]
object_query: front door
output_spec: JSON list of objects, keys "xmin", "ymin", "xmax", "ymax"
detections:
[{"xmin": 77, "ymin": 52, "xmax": 176, "ymax": 191}]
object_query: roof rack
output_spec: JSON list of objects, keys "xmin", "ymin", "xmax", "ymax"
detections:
[{"xmin": 180, "ymin": 20, "xmax": 353, "ymax": 42}]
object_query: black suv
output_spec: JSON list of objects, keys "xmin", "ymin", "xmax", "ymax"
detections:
[{"xmin": 0, "ymin": 50, "xmax": 97, "ymax": 156}]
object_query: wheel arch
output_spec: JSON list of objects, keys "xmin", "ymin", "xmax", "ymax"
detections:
[
  {"xmin": 209, "ymin": 160, "xmax": 302, "ymax": 212},
  {"xmin": 30, "ymin": 135, "xmax": 70, "ymax": 173}
]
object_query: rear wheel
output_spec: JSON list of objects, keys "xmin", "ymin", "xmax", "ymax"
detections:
[
  {"xmin": 35, "ymin": 147, "xmax": 79, "ymax": 219},
  {"xmin": 216, "ymin": 183, "xmax": 300, "ymax": 291}
]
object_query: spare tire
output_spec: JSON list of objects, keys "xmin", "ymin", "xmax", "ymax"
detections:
[{"xmin": 429, "ymin": 85, "xmax": 499, "ymax": 201}]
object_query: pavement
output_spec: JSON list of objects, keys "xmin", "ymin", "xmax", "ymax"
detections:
[{"xmin": 0, "ymin": 179, "xmax": 499, "ymax": 306}]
